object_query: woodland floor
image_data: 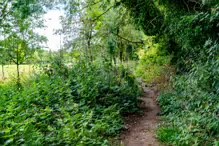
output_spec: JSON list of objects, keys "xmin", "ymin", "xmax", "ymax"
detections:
[{"xmin": 121, "ymin": 80, "xmax": 162, "ymax": 146}]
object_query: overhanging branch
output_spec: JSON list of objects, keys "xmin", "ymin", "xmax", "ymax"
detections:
[
  {"xmin": 91, "ymin": 6, "xmax": 114, "ymax": 22},
  {"xmin": 110, "ymin": 31, "xmax": 143, "ymax": 45}
]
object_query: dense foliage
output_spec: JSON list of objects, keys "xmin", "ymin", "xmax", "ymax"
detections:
[
  {"xmin": 0, "ymin": 62, "xmax": 141, "ymax": 145},
  {"xmin": 136, "ymin": 36, "xmax": 172, "ymax": 83},
  {"xmin": 156, "ymin": 7, "xmax": 219, "ymax": 146},
  {"xmin": 158, "ymin": 40, "xmax": 219, "ymax": 145},
  {"xmin": 0, "ymin": 0, "xmax": 218, "ymax": 145},
  {"xmin": 119, "ymin": 0, "xmax": 219, "ymax": 145}
]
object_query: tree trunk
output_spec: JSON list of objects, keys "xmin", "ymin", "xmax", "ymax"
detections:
[
  {"xmin": 59, "ymin": 34, "xmax": 63, "ymax": 65},
  {"xmin": 88, "ymin": 38, "xmax": 93, "ymax": 62},
  {"xmin": 87, "ymin": 25, "xmax": 93, "ymax": 63},
  {"xmin": 16, "ymin": 45, "xmax": 21, "ymax": 88},
  {"xmin": 16, "ymin": 63, "xmax": 21, "ymax": 88},
  {"xmin": 120, "ymin": 51, "xmax": 123, "ymax": 63},
  {"xmin": 17, "ymin": 63, "xmax": 20, "ymax": 81}
]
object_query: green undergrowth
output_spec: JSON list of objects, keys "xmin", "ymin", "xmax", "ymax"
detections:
[
  {"xmin": 155, "ymin": 9, "xmax": 219, "ymax": 146},
  {"xmin": 136, "ymin": 36, "xmax": 172, "ymax": 84},
  {"xmin": 0, "ymin": 62, "xmax": 141, "ymax": 145},
  {"xmin": 158, "ymin": 40, "xmax": 219, "ymax": 146}
]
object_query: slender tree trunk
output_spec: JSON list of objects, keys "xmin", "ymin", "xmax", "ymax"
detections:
[
  {"xmin": 84, "ymin": 36, "xmax": 89, "ymax": 62},
  {"xmin": 88, "ymin": 26, "xmax": 93, "ymax": 63},
  {"xmin": 88, "ymin": 38, "xmax": 93, "ymax": 62},
  {"xmin": 17, "ymin": 63, "xmax": 20, "ymax": 82},
  {"xmin": 59, "ymin": 33, "xmax": 63, "ymax": 65},
  {"xmin": 120, "ymin": 51, "xmax": 123, "ymax": 63},
  {"xmin": 16, "ymin": 62, "xmax": 21, "ymax": 88},
  {"xmin": 16, "ymin": 45, "xmax": 21, "ymax": 88}
]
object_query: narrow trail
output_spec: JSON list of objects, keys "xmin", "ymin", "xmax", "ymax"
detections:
[{"xmin": 121, "ymin": 80, "xmax": 161, "ymax": 146}]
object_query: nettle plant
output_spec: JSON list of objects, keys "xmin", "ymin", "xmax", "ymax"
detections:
[{"xmin": 0, "ymin": 61, "xmax": 141, "ymax": 145}]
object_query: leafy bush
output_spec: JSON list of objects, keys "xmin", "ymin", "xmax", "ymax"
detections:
[
  {"xmin": 158, "ymin": 40, "xmax": 219, "ymax": 146},
  {"xmin": 136, "ymin": 36, "xmax": 172, "ymax": 84},
  {"xmin": 0, "ymin": 62, "xmax": 141, "ymax": 145},
  {"xmin": 68, "ymin": 62, "xmax": 141, "ymax": 113},
  {"xmin": 167, "ymin": 11, "xmax": 219, "ymax": 73}
]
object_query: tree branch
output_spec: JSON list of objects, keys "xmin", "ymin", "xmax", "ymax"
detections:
[
  {"xmin": 183, "ymin": 0, "xmax": 190, "ymax": 12},
  {"xmin": 78, "ymin": 0, "xmax": 102, "ymax": 11},
  {"xmin": 110, "ymin": 31, "xmax": 143, "ymax": 44},
  {"xmin": 91, "ymin": 6, "xmax": 114, "ymax": 22}
]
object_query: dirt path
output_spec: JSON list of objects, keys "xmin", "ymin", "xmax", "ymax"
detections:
[{"xmin": 121, "ymin": 80, "xmax": 161, "ymax": 146}]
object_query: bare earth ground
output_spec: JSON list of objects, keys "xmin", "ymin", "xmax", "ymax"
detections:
[{"xmin": 121, "ymin": 80, "xmax": 162, "ymax": 146}]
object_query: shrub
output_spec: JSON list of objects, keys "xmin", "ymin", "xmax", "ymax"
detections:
[
  {"xmin": 158, "ymin": 40, "xmax": 219, "ymax": 146},
  {"xmin": 136, "ymin": 36, "xmax": 172, "ymax": 84},
  {"xmin": 0, "ymin": 62, "xmax": 141, "ymax": 145}
]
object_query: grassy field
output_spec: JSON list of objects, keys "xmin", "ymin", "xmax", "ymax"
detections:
[
  {"xmin": 0, "ymin": 62, "xmax": 137, "ymax": 83},
  {"xmin": 0, "ymin": 65, "xmax": 37, "ymax": 83}
]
